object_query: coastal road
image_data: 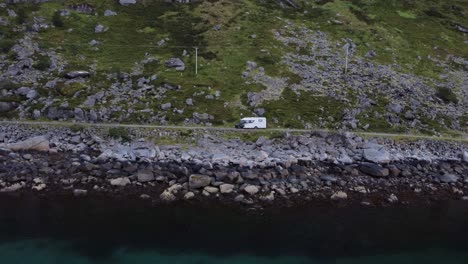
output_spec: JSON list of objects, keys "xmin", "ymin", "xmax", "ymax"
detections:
[{"xmin": 1, "ymin": 120, "xmax": 467, "ymax": 143}]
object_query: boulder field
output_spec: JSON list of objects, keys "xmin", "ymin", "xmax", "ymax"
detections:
[{"xmin": 0, "ymin": 124, "xmax": 467, "ymax": 207}]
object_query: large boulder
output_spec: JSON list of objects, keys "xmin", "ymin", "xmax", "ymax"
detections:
[
  {"xmin": 136, "ymin": 170, "xmax": 155, "ymax": 182},
  {"xmin": 189, "ymin": 174, "xmax": 212, "ymax": 189},
  {"xmin": 110, "ymin": 177, "xmax": 131, "ymax": 187},
  {"xmin": 0, "ymin": 136, "xmax": 49, "ymax": 152},
  {"xmin": 359, "ymin": 162, "xmax": 389, "ymax": 177},
  {"xmin": 362, "ymin": 144, "xmax": 390, "ymax": 164},
  {"xmin": 438, "ymin": 174, "xmax": 459, "ymax": 183},
  {"xmin": 220, "ymin": 184, "xmax": 235, "ymax": 194},
  {"xmin": 244, "ymin": 185, "xmax": 259, "ymax": 195},
  {"xmin": 164, "ymin": 58, "xmax": 185, "ymax": 71}
]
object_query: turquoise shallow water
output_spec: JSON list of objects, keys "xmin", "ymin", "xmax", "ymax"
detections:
[{"xmin": 1, "ymin": 195, "xmax": 468, "ymax": 263}]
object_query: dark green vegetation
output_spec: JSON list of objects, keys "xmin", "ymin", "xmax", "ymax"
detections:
[
  {"xmin": 1, "ymin": 0, "xmax": 467, "ymax": 134},
  {"xmin": 108, "ymin": 127, "xmax": 131, "ymax": 142}
]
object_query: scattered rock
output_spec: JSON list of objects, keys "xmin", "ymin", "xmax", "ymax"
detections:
[
  {"xmin": 0, "ymin": 136, "xmax": 50, "ymax": 152},
  {"xmin": 95, "ymin": 24, "xmax": 107, "ymax": 33},
  {"xmin": 136, "ymin": 170, "xmax": 154, "ymax": 182},
  {"xmin": 388, "ymin": 193, "xmax": 399, "ymax": 203},
  {"xmin": 119, "ymin": 0, "xmax": 137, "ymax": 6},
  {"xmin": 184, "ymin": 191, "xmax": 195, "ymax": 200},
  {"xmin": 160, "ymin": 102, "xmax": 172, "ymax": 110},
  {"xmin": 160, "ymin": 189, "xmax": 176, "ymax": 202},
  {"xmin": 438, "ymin": 174, "xmax": 459, "ymax": 183},
  {"xmin": 220, "ymin": 184, "xmax": 235, "ymax": 194},
  {"xmin": 359, "ymin": 162, "xmax": 389, "ymax": 177},
  {"xmin": 32, "ymin": 183, "xmax": 46, "ymax": 191},
  {"xmin": 331, "ymin": 191, "xmax": 348, "ymax": 200},
  {"xmin": 104, "ymin": 10, "xmax": 117, "ymax": 16},
  {"xmin": 110, "ymin": 177, "xmax": 131, "ymax": 187},
  {"xmin": 0, "ymin": 102, "xmax": 15, "ymax": 112},
  {"xmin": 204, "ymin": 186, "xmax": 219, "ymax": 194},
  {"xmin": 73, "ymin": 189, "xmax": 88, "ymax": 196},
  {"xmin": 244, "ymin": 185, "xmax": 259, "ymax": 195},
  {"xmin": 140, "ymin": 194, "xmax": 150, "ymax": 199},
  {"xmin": 189, "ymin": 174, "xmax": 212, "ymax": 189},
  {"xmin": 65, "ymin": 71, "xmax": 90, "ymax": 79}
]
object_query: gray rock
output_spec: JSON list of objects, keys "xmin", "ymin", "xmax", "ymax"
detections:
[
  {"xmin": 104, "ymin": 10, "xmax": 117, "ymax": 16},
  {"xmin": 65, "ymin": 71, "xmax": 90, "ymax": 79},
  {"xmin": 331, "ymin": 191, "xmax": 348, "ymax": 200},
  {"xmin": 0, "ymin": 183, "xmax": 25, "ymax": 193},
  {"xmin": 165, "ymin": 58, "xmax": 185, "ymax": 71},
  {"xmin": 33, "ymin": 109, "xmax": 41, "ymax": 119},
  {"xmin": 110, "ymin": 177, "xmax": 131, "ymax": 187},
  {"xmin": 388, "ymin": 193, "xmax": 398, "ymax": 203},
  {"xmin": 220, "ymin": 184, "xmax": 235, "ymax": 194},
  {"xmin": 244, "ymin": 185, "xmax": 259, "ymax": 195},
  {"xmin": 204, "ymin": 186, "xmax": 219, "ymax": 194},
  {"xmin": 119, "ymin": 0, "xmax": 137, "ymax": 6},
  {"xmin": 95, "ymin": 24, "xmax": 106, "ymax": 33},
  {"xmin": 256, "ymin": 151, "xmax": 269, "ymax": 162},
  {"xmin": 337, "ymin": 154, "xmax": 353, "ymax": 164},
  {"xmin": 212, "ymin": 153, "xmax": 228, "ymax": 161},
  {"xmin": 160, "ymin": 102, "xmax": 172, "ymax": 110},
  {"xmin": 186, "ymin": 98, "xmax": 193, "ymax": 106},
  {"xmin": 0, "ymin": 102, "xmax": 14, "ymax": 112},
  {"xmin": 74, "ymin": 108, "xmax": 85, "ymax": 120},
  {"xmin": 254, "ymin": 108, "xmax": 265, "ymax": 116},
  {"xmin": 160, "ymin": 189, "xmax": 176, "ymax": 201},
  {"xmin": 83, "ymin": 96, "xmax": 96, "ymax": 107},
  {"xmin": 70, "ymin": 135, "xmax": 81, "ymax": 144},
  {"xmin": 16, "ymin": 87, "xmax": 31, "ymax": 96},
  {"xmin": 189, "ymin": 174, "xmax": 211, "ymax": 189},
  {"xmin": 462, "ymin": 151, "xmax": 468, "ymax": 163},
  {"xmin": 363, "ymin": 146, "xmax": 390, "ymax": 164},
  {"xmin": 26, "ymin": 89, "xmax": 38, "ymax": 99},
  {"xmin": 387, "ymin": 103, "xmax": 402, "ymax": 113},
  {"xmin": 136, "ymin": 170, "xmax": 155, "ymax": 182},
  {"xmin": 359, "ymin": 163, "xmax": 389, "ymax": 177},
  {"xmin": 320, "ymin": 175, "xmax": 337, "ymax": 182},
  {"xmin": 0, "ymin": 136, "xmax": 49, "ymax": 152},
  {"xmin": 184, "ymin": 191, "xmax": 195, "ymax": 200},
  {"xmin": 89, "ymin": 39, "xmax": 99, "ymax": 46},
  {"xmin": 438, "ymin": 174, "xmax": 459, "ymax": 183},
  {"xmin": 246, "ymin": 61, "xmax": 257, "ymax": 71},
  {"xmin": 73, "ymin": 189, "xmax": 88, "ymax": 196}
]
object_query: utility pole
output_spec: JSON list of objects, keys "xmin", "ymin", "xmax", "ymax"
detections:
[{"xmin": 195, "ymin": 47, "xmax": 198, "ymax": 75}]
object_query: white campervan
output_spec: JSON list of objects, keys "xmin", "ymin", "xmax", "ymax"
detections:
[{"xmin": 235, "ymin": 117, "xmax": 267, "ymax": 129}]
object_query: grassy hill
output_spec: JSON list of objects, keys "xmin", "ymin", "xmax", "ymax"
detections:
[{"xmin": 0, "ymin": 0, "xmax": 467, "ymax": 135}]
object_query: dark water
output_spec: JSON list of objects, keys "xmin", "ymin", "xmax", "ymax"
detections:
[{"xmin": 1, "ymin": 195, "xmax": 468, "ymax": 264}]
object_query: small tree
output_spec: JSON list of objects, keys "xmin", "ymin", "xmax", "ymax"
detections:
[{"xmin": 52, "ymin": 11, "xmax": 64, "ymax": 28}]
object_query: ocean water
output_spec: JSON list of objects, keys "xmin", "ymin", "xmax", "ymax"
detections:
[{"xmin": 1, "ymin": 195, "xmax": 468, "ymax": 264}]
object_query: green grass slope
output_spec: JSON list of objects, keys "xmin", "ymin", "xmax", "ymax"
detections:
[{"xmin": 1, "ymin": 0, "xmax": 467, "ymax": 135}]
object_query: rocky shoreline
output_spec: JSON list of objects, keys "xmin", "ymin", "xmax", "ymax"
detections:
[{"xmin": 0, "ymin": 124, "xmax": 467, "ymax": 208}]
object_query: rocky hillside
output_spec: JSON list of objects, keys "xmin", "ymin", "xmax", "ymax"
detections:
[{"xmin": 0, "ymin": 0, "xmax": 467, "ymax": 135}]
